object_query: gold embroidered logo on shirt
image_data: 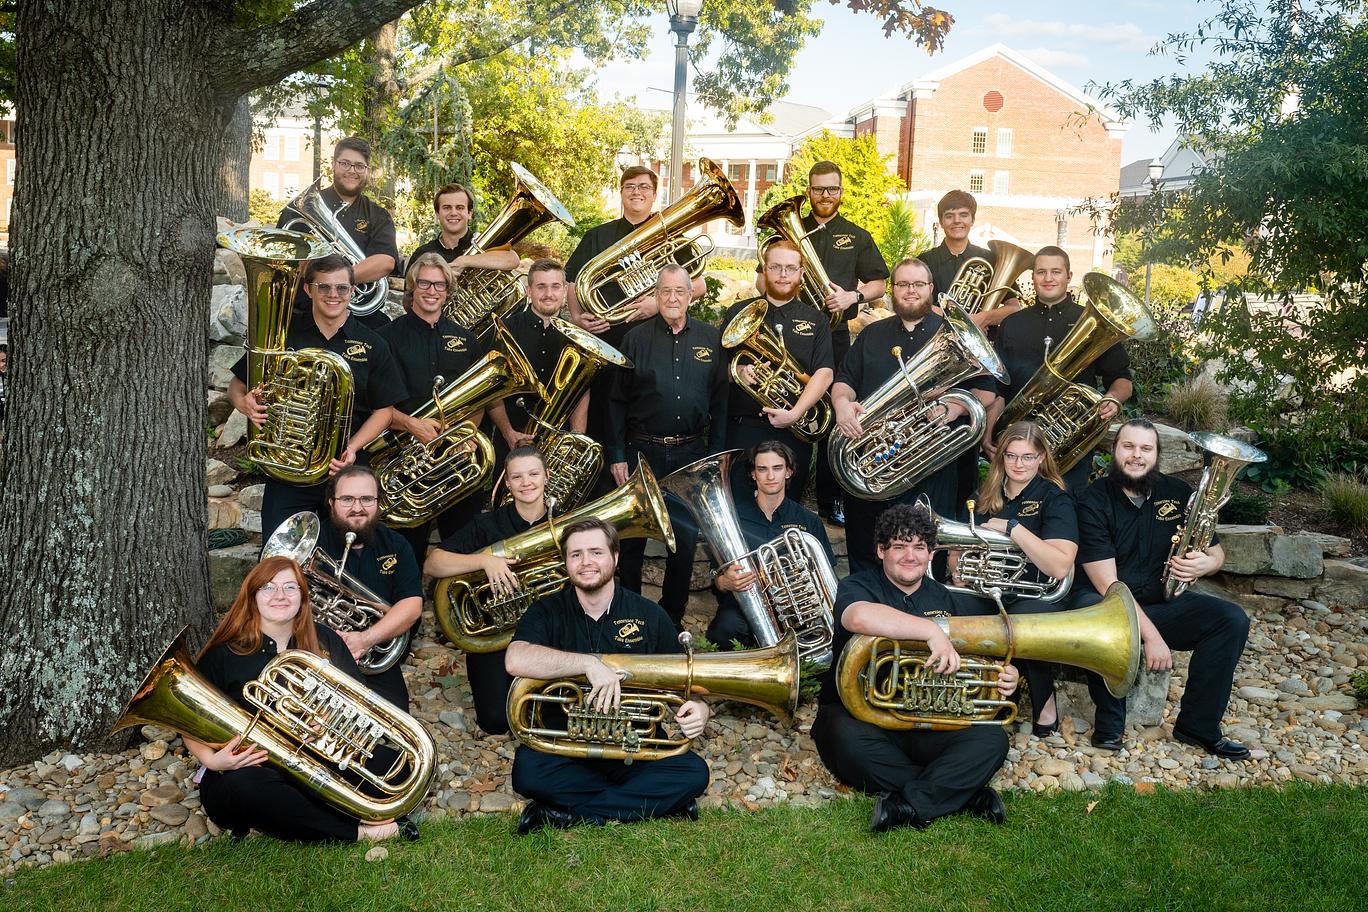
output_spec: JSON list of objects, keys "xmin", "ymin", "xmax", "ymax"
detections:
[
  {"xmin": 792, "ymin": 319, "xmax": 814, "ymax": 336},
  {"xmin": 1018, "ymin": 501, "xmax": 1041, "ymax": 517},
  {"xmin": 380, "ymin": 554, "xmax": 398, "ymax": 573},
  {"xmin": 614, "ymin": 619, "xmax": 644, "ymax": 644},
  {"xmin": 1155, "ymin": 499, "xmax": 1182, "ymax": 521},
  {"xmin": 444, "ymin": 336, "xmax": 467, "ymax": 352},
  {"xmin": 692, "ymin": 346, "xmax": 713, "ymax": 363},
  {"xmin": 355, "ymin": 219, "xmax": 369, "ymax": 232},
  {"xmin": 344, "ymin": 341, "xmax": 370, "ymax": 361},
  {"xmin": 833, "ymin": 234, "xmax": 854, "ymax": 250}
]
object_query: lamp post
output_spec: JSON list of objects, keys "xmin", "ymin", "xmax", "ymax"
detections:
[
  {"xmin": 1143, "ymin": 158, "xmax": 1165, "ymax": 307},
  {"xmin": 666, "ymin": 0, "xmax": 703, "ymax": 204}
]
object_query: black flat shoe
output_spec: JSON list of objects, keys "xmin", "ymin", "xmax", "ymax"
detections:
[
  {"xmin": 1032, "ymin": 719, "xmax": 1060, "ymax": 738},
  {"xmin": 1174, "ymin": 729, "xmax": 1252, "ymax": 760},
  {"xmin": 666, "ymin": 799, "xmax": 699, "ymax": 821},
  {"xmin": 870, "ymin": 792, "xmax": 925, "ymax": 833},
  {"xmin": 396, "ymin": 815, "xmax": 420, "ymax": 841},
  {"xmin": 964, "ymin": 787, "xmax": 1006, "ymax": 825},
  {"xmin": 1091, "ymin": 733, "xmax": 1125, "ymax": 752},
  {"xmin": 517, "ymin": 800, "xmax": 576, "ymax": 835}
]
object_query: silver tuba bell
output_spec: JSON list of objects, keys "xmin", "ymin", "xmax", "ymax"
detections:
[{"xmin": 282, "ymin": 178, "xmax": 389, "ymax": 316}]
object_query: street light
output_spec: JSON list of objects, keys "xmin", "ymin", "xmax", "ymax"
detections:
[
  {"xmin": 666, "ymin": 0, "xmax": 703, "ymax": 204},
  {"xmin": 1143, "ymin": 158, "xmax": 1165, "ymax": 307}
]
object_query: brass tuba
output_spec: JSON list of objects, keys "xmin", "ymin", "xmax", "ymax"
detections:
[
  {"xmin": 721, "ymin": 298, "xmax": 835, "ymax": 442},
  {"xmin": 364, "ymin": 318, "xmax": 540, "ymax": 527},
  {"xmin": 942, "ymin": 239, "xmax": 1036, "ymax": 313},
  {"xmin": 508, "ymin": 631, "xmax": 799, "ymax": 762},
  {"xmin": 282, "ymin": 178, "xmax": 389, "ymax": 316},
  {"xmin": 1000, "ymin": 272, "xmax": 1156, "ymax": 472},
  {"xmin": 114, "ymin": 628, "xmax": 436, "ymax": 821},
  {"xmin": 575, "ymin": 158, "xmax": 744, "ymax": 324},
  {"xmin": 262, "ymin": 512, "xmax": 412, "ymax": 674},
  {"xmin": 444, "ymin": 163, "xmax": 576, "ymax": 336},
  {"xmin": 921, "ymin": 496, "xmax": 1073, "ymax": 604},
  {"xmin": 835, "ymin": 581, "xmax": 1140, "ymax": 730},
  {"xmin": 218, "ymin": 227, "xmax": 355, "ymax": 485},
  {"xmin": 755, "ymin": 194, "xmax": 843, "ymax": 327},
  {"xmin": 434, "ymin": 458, "xmax": 676, "ymax": 653},
  {"xmin": 828, "ymin": 303, "xmax": 1008, "ymax": 500},
  {"xmin": 1162, "ymin": 432, "xmax": 1267, "ymax": 599},
  {"xmin": 661, "ymin": 450, "xmax": 837, "ymax": 665}
]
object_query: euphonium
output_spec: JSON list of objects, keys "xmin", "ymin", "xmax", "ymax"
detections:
[
  {"xmin": 575, "ymin": 158, "xmax": 744, "ymax": 323},
  {"xmin": 282, "ymin": 178, "xmax": 388, "ymax": 316},
  {"xmin": 942, "ymin": 239, "xmax": 1035, "ymax": 313},
  {"xmin": 434, "ymin": 458, "xmax": 676, "ymax": 653},
  {"xmin": 921, "ymin": 496, "xmax": 1073, "ymax": 604},
  {"xmin": 508, "ymin": 631, "xmax": 799, "ymax": 762},
  {"xmin": 721, "ymin": 298, "xmax": 835, "ymax": 442},
  {"xmin": 755, "ymin": 194, "xmax": 844, "ymax": 327},
  {"xmin": 491, "ymin": 318, "xmax": 633, "ymax": 510},
  {"xmin": 836, "ymin": 581, "xmax": 1141, "ymax": 730},
  {"xmin": 218, "ymin": 227, "xmax": 355, "ymax": 485},
  {"xmin": 661, "ymin": 450, "xmax": 837, "ymax": 665},
  {"xmin": 113, "ymin": 628, "xmax": 436, "ymax": 821},
  {"xmin": 444, "ymin": 163, "xmax": 575, "ymax": 336},
  {"xmin": 828, "ymin": 303, "xmax": 1008, "ymax": 500},
  {"xmin": 1163, "ymin": 432, "xmax": 1268, "ymax": 599},
  {"xmin": 364, "ymin": 318, "xmax": 540, "ymax": 527},
  {"xmin": 1000, "ymin": 272, "xmax": 1156, "ymax": 472},
  {"xmin": 262, "ymin": 512, "xmax": 411, "ymax": 674}
]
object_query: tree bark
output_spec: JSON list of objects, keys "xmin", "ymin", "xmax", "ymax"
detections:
[
  {"xmin": 215, "ymin": 95, "xmax": 253, "ymax": 222},
  {"xmin": 364, "ymin": 20, "xmax": 402, "ymax": 202}
]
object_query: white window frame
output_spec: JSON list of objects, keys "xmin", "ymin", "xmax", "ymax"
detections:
[
  {"xmin": 997, "ymin": 128, "xmax": 1013, "ymax": 157},
  {"xmin": 261, "ymin": 171, "xmax": 279, "ymax": 196},
  {"xmin": 993, "ymin": 171, "xmax": 1009, "ymax": 195}
]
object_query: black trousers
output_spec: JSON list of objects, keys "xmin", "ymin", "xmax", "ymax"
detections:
[
  {"xmin": 200, "ymin": 766, "xmax": 358, "ymax": 842},
  {"xmin": 725, "ymin": 417, "xmax": 812, "ymax": 504},
  {"xmin": 395, "ymin": 493, "xmax": 482, "ymax": 569},
  {"xmin": 1008, "ymin": 587, "xmax": 1103, "ymax": 725},
  {"xmin": 617, "ymin": 437, "xmax": 708, "ymax": 628},
  {"xmin": 812, "ymin": 703, "xmax": 1008, "ymax": 824},
  {"xmin": 364, "ymin": 663, "xmax": 411, "ymax": 714},
  {"xmin": 814, "ymin": 330, "xmax": 850, "ymax": 511},
  {"xmin": 843, "ymin": 462, "xmax": 958, "ymax": 575},
  {"xmin": 1062, "ymin": 457, "xmax": 1094, "ymax": 499},
  {"xmin": 511, "ymin": 746, "xmax": 709, "ymax": 824},
  {"xmin": 706, "ymin": 592, "xmax": 756, "ymax": 651},
  {"xmin": 466, "ymin": 648, "xmax": 513, "ymax": 736}
]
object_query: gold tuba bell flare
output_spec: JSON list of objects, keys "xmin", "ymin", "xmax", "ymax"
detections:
[
  {"xmin": 722, "ymin": 298, "xmax": 835, "ymax": 442},
  {"xmin": 755, "ymin": 194, "xmax": 845, "ymax": 327},
  {"xmin": 942, "ymin": 239, "xmax": 1036, "ymax": 314}
]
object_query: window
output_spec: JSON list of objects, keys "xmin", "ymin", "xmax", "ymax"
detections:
[
  {"xmin": 993, "ymin": 171, "xmax": 1009, "ymax": 195},
  {"xmin": 972, "ymin": 128, "xmax": 987, "ymax": 155},
  {"xmin": 763, "ymin": 163, "xmax": 777, "ymax": 182},
  {"xmin": 728, "ymin": 163, "xmax": 746, "ymax": 183},
  {"xmin": 5, "ymin": 159, "xmax": 13, "ymax": 185},
  {"xmin": 262, "ymin": 171, "xmax": 279, "ymax": 196},
  {"xmin": 968, "ymin": 171, "xmax": 985, "ymax": 193},
  {"xmin": 262, "ymin": 133, "xmax": 278, "ymax": 160},
  {"xmin": 283, "ymin": 134, "xmax": 300, "ymax": 160},
  {"xmin": 997, "ymin": 128, "xmax": 1013, "ymax": 156}
]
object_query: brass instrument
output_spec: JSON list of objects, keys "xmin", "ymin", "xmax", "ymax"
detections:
[
  {"xmin": 721, "ymin": 299, "xmax": 834, "ymax": 442},
  {"xmin": 1000, "ymin": 273, "xmax": 1156, "ymax": 472},
  {"xmin": 434, "ymin": 458, "xmax": 675, "ymax": 653},
  {"xmin": 492, "ymin": 318, "xmax": 633, "ymax": 510},
  {"xmin": 217, "ymin": 227, "xmax": 355, "ymax": 485},
  {"xmin": 1163, "ymin": 432, "xmax": 1267, "ymax": 599},
  {"xmin": 262, "ymin": 512, "xmax": 411, "ymax": 674},
  {"xmin": 444, "ymin": 163, "xmax": 575, "ymax": 336},
  {"xmin": 283, "ymin": 178, "xmax": 389, "ymax": 316},
  {"xmin": 835, "ymin": 581, "xmax": 1140, "ymax": 730},
  {"xmin": 828, "ymin": 303, "xmax": 1008, "ymax": 500},
  {"xmin": 508, "ymin": 631, "xmax": 799, "ymax": 762},
  {"xmin": 661, "ymin": 450, "xmax": 837, "ymax": 665},
  {"xmin": 755, "ymin": 194, "xmax": 843, "ymax": 327},
  {"xmin": 942, "ymin": 239, "xmax": 1035, "ymax": 313},
  {"xmin": 364, "ymin": 318, "xmax": 540, "ymax": 527},
  {"xmin": 114, "ymin": 628, "xmax": 436, "ymax": 821},
  {"xmin": 575, "ymin": 158, "xmax": 744, "ymax": 324},
  {"xmin": 922, "ymin": 496, "xmax": 1073, "ymax": 604}
]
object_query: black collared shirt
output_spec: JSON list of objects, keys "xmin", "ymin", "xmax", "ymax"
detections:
[
  {"xmin": 994, "ymin": 293, "xmax": 1131, "ymax": 404},
  {"xmin": 607, "ymin": 315, "xmax": 728, "ymax": 464},
  {"xmin": 514, "ymin": 584, "xmax": 682, "ymax": 656},
  {"xmin": 279, "ymin": 186, "xmax": 400, "ymax": 326},
  {"xmin": 1075, "ymin": 473, "xmax": 1215, "ymax": 604},
  {"xmin": 438, "ymin": 501, "xmax": 546, "ymax": 554},
  {"xmin": 231, "ymin": 309, "xmax": 408, "ymax": 432},
  {"xmin": 721, "ymin": 295, "xmax": 835, "ymax": 422},
  {"xmin": 736, "ymin": 496, "xmax": 836, "ymax": 562},
  {"xmin": 197, "ymin": 625, "xmax": 362, "ymax": 712},
  {"xmin": 918, "ymin": 240, "xmax": 993, "ymax": 304},
  {"xmin": 503, "ymin": 305, "xmax": 574, "ymax": 431},
  {"xmin": 377, "ymin": 310, "xmax": 485, "ymax": 415},
  {"xmin": 836, "ymin": 312, "xmax": 997, "ymax": 401},
  {"xmin": 317, "ymin": 521, "xmax": 422, "ymax": 606},
  {"xmin": 974, "ymin": 474, "xmax": 1077, "ymax": 584},
  {"xmin": 817, "ymin": 568, "xmax": 994, "ymax": 703},
  {"xmin": 798, "ymin": 212, "xmax": 889, "ymax": 332},
  {"xmin": 409, "ymin": 232, "xmax": 474, "ymax": 263}
]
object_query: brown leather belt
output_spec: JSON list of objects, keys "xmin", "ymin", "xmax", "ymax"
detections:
[{"xmin": 629, "ymin": 430, "xmax": 705, "ymax": 447}]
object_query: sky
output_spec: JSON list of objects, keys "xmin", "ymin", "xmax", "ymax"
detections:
[{"xmin": 583, "ymin": 0, "xmax": 1217, "ymax": 166}]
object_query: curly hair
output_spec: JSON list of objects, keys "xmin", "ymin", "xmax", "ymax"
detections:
[{"xmin": 873, "ymin": 502, "xmax": 938, "ymax": 551}]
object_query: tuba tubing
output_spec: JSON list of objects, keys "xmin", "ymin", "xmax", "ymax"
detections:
[
  {"xmin": 755, "ymin": 194, "xmax": 844, "ymax": 327},
  {"xmin": 722, "ymin": 298, "xmax": 834, "ymax": 442},
  {"xmin": 283, "ymin": 179, "xmax": 388, "ymax": 316},
  {"xmin": 921, "ymin": 496, "xmax": 1074, "ymax": 604}
]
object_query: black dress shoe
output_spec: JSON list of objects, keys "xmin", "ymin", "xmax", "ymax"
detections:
[
  {"xmin": 964, "ymin": 787, "xmax": 1006, "ymax": 825},
  {"xmin": 1032, "ymin": 719, "xmax": 1060, "ymax": 738},
  {"xmin": 1091, "ymin": 733, "xmax": 1125, "ymax": 752},
  {"xmin": 516, "ymin": 800, "xmax": 577, "ymax": 835},
  {"xmin": 870, "ymin": 792, "xmax": 925, "ymax": 833},
  {"xmin": 666, "ymin": 799, "xmax": 699, "ymax": 821},
  {"xmin": 396, "ymin": 814, "xmax": 420, "ymax": 841},
  {"xmin": 1174, "ymin": 729, "xmax": 1252, "ymax": 760}
]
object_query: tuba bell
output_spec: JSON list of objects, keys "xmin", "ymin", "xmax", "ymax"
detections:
[
  {"xmin": 942, "ymin": 239, "xmax": 1036, "ymax": 314},
  {"xmin": 262, "ymin": 512, "xmax": 412, "ymax": 674},
  {"xmin": 1000, "ymin": 272, "xmax": 1156, "ymax": 472},
  {"xmin": 113, "ymin": 628, "xmax": 436, "ymax": 821},
  {"xmin": 921, "ymin": 496, "xmax": 1073, "ymax": 604},
  {"xmin": 218, "ymin": 227, "xmax": 355, "ymax": 485},
  {"xmin": 828, "ymin": 303, "xmax": 1008, "ymax": 500},
  {"xmin": 721, "ymin": 298, "xmax": 835, "ymax": 442},
  {"xmin": 282, "ymin": 178, "xmax": 389, "ymax": 316},
  {"xmin": 836, "ymin": 582, "xmax": 1141, "ymax": 730},
  {"xmin": 508, "ymin": 631, "xmax": 799, "ymax": 763},
  {"xmin": 575, "ymin": 158, "xmax": 744, "ymax": 324},
  {"xmin": 755, "ymin": 194, "xmax": 844, "ymax": 327}
]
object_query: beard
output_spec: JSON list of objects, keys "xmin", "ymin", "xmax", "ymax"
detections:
[
  {"xmin": 893, "ymin": 297, "xmax": 933, "ymax": 322},
  {"xmin": 571, "ymin": 564, "xmax": 615, "ymax": 595},
  {"xmin": 1109, "ymin": 457, "xmax": 1161, "ymax": 497},
  {"xmin": 336, "ymin": 512, "xmax": 380, "ymax": 545}
]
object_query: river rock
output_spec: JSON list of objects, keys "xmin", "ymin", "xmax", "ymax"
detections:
[
  {"xmin": 139, "ymin": 785, "xmax": 185, "ymax": 807},
  {"xmin": 148, "ymin": 804, "xmax": 190, "ymax": 826},
  {"xmin": 206, "ymin": 458, "xmax": 238, "ymax": 487},
  {"xmin": 365, "ymin": 845, "xmax": 389, "ymax": 862},
  {"xmin": 1237, "ymin": 686, "xmax": 1279, "ymax": 706},
  {"xmin": 0, "ymin": 801, "xmax": 27, "ymax": 822},
  {"xmin": 5, "ymin": 787, "xmax": 48, "ymax": 811},
  {"xmin": 36, "ymin": 799, "xmax": 68, "ymax": 819},
  {"xmin": 207, "ymin": 485, "xmax": 234, "ymax": 499},
  {"xmin": 239, "ymin": 483, "xmax": 265, "ymax": 512}
]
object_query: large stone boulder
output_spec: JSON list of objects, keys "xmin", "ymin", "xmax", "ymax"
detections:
[
  {"xmin": 1315, "ymin": 558, "xmax": 1368, "ymax": 609},
  {"xmin": 1217, "ymin": 524, "xmax": 1324, "ymax": 578},
  {"xmin": 209, "ymin": 284, "xmax": 247, "ymax": 344},
  {"xmin": 1105, "ymin": 420, "xmax": 1202, "ymax": 473},
  {"xmin": 209, "ymin": 543, "xmax": 258, "ymax": 611},
  {"xmin": 1055, "ymin": 667, "xmax": 1172, "ymax": 728},
  {"xmin": 208, "ymin": 343, "xmax": 245, "ymax": 391}
]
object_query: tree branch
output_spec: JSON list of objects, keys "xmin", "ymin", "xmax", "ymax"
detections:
[{"xmin": 400, "ymin": 1, "xmax": 582, "ymax": 90}]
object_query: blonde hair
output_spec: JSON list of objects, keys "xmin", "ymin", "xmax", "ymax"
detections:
[
  {"xmin": 976, "ymin": 421, "xmax": 1065, "ymax": 516},
  {"xmin": 403, "ymin": 253, "xmax": 455, "ymax": 310}
]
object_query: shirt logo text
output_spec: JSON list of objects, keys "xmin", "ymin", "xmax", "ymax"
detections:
[
  {"xmin": 444, "ymin": 336, "xmax": 466, "ymax": 352},
  {"xmin": 692, "ymin": 346, "xmax": 713, "ymax": 363},
  {"xmin": 833, "ymin": 234, "xmax": 854, "ymax": 250},
  {"xmin": 1018, "ymin": 501, "xmax": 1041, "ymax": 517},
  {"xmin": 380, "ymin": 554, "xmax": 398, "ymax": 573},
  {"xmin": 792, "ymin": 319, "xmax": 814, "ymax": 336},
  {"xmin": 614, "ymin": 619, "xmax": 644, "ymax": 644},
  {"xmin": 1155, "ymin": 499, "xmax": 1182, "ymax": 521}
]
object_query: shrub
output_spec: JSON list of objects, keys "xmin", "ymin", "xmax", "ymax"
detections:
[
  {"xmin": 1161, "ymin": 375, "xmax": 1229, "ymax": 431},
  {"xmin": 1322, "ymin": 473, "xmax": 1368, "ymax": 534},
  {"xmin": 1218, "ymin": 490, "xmax": 1272, "ymax": 525},
  {"xmin": 1352, "ymin": 670, "xmax": 1368, "ymax": 708}
]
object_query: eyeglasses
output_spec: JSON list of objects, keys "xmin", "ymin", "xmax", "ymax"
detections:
[
  {"xmin": 892, "ymin": 281, "xmax": 932, "ymax": 291},
  {"xmin": 259, "ymin": 582, "xmax": 301, "ymax": 597},
  {"xmin": 415, "ymin": 279, "xmax": 448, "ymax": 291},
  {"xmin": 334, "ymin": 495, "xmax": 379, "ymax": 507},
  {"xmin": 621, "ymin": 182, "xmax": 655, "ymax": 193},
  {"xmin": 333, "ymin": 159, "xmax": 369, "ymax": 173},
  {"xmin": 766, "ymin": 264, "xmax": 801, "ymax": 276},
  {"xmin": 1003, "ymin": 452, "xmax": 1041, "ymax": 464},
  {"xmin": 809, "ymin": 186, "xmax": 842, "ymax": 196},
  {"xmin": 310, "ymin": 282, "xmax": 353, "ymax": 296}
]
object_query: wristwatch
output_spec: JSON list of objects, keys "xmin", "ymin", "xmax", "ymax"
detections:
[
  {"xmin": 1006, "ymin": 518, "xmax": 1020, "ymax": 537},
  {"xmin": 854, "ymin": 290, "xmax": 866, "ymax": 305}
]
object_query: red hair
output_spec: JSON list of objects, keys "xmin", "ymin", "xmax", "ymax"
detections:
[{"xmin": 199, "ymin": 557, "xmax": 325, "ymax": 659}]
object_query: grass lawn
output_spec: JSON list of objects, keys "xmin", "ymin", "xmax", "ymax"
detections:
[{"xmin": 6, "ymin": 784, "xmax": 1366, "ymax": 912}]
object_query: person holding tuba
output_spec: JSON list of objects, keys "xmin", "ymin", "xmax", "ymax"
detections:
[
  {"xmin": 506, "ymin": 517, "xmax": 710, "ymax": 833},
  {"xmin": 1073, "ymin": 419, "xmax": 1251, "ymax": 757},
  {"xmin": 919, "ymin": 190, "xmax": 1024, "ymax": 333},
  {"xmin": 812, "ymin": 503, "xmax": 1016, "ymax": 831},
  {"xmin": 408, "ymin": 182, "xmax": 520, "ymax": 276},
  {"xmin": 228, "ymin": 254, "xmax": 408, "ymax": 541},
  {"xmin": 424, "ymin": 446, "xmax": 553, "ymax": 735}
]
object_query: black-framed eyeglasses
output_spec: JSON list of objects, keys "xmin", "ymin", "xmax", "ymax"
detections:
[
  {"xmin": 334, "ymin": 495, "xmax": 379, "ymax": 507},
  {"xmin": 809, "ymin": 186, "xmax": 842, "ymax": 196},
  {"xmin": 415, "ymin": 279, "xmax": 448, "ymax": 292},
  {"xmin": 892, "ymin": 281, "xmax": 932, "ymax": 291},
  {"xmin": 333, "ymin": 159, "xmax": 369, "ymax": 173}
]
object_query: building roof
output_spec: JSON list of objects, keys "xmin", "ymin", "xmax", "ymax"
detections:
[
  {"xmin": 1119, "ymin": 136, "xmax": 1209, "ymax": 195},
  {"xmin": 762, "ymin": 101, "xmax": 834, "ymax": 138}
]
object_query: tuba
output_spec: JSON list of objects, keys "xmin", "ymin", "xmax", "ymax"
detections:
[
  {"xmin": 828, "ymin": 303, "xmax": 1008, "ymax": 500},
  {"xmin": 444, "ymin": 163, "xmax": 575, "ymax": 336},
  {"xmin": 508, "ymin": 631, "xmax": 799, "ymax": 763},
  {"xmin": 1162, "ymin": 432, "xmax": 1267, "ymax": 599},
  {"xmin": 491, "ymin": 318, "xmax": 633, "ymax": 510},
  {"xmin": 262, "ymin": 512, "xmax": 412, "ymax": 674},
  {"xmin": 942, "ymin": 239, "xmax": 1036, "ymax": 314},
  {"xmin": 575, "ymin": 158, "xmax": 744, "ymax": 324},
  {"xmin": 282, "ymin": 178, "xmax": 388, "ymax": 316},
  {"xmin": 1000, "ymin": 273, "xmax": 1156, "ymax": 472},
  {"xmin": 114, "ymin": 628, "xmax": 436, "ymax": 821},
  {"xmin": 218, "ymin": 227, "xmax": 355, "ymax": 485},
  {"xmin": 836, "ymin": 581, "xmax": 1141, "ymax": 730},
  {"xmin": 660, "ymin": 451, "xmax": 837, "ymax": 665},
  {"xmin": 755, "ymin": 194, "xmax": 843, "ymax": 327},
  {"xmin": 721, "ymin": 299, "xmax": 835, "ymax": 442},
  {"xmin": 434, "ymin": 458, "xmax": 675, "ymax": 653},
  {"xmin": 364, "ymin": 318, "xmax": 540, "ymax": 528},
  {"xmin": 922, "ymin": 496, "xmax": 1073, "ymax": 604}
]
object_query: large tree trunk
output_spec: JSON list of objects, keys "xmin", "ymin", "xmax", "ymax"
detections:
[
  {"xmin": 364, "ymin": 20, "xmax": 402, "ymax": 202},
  {"xmin": 215, "ymin": 95, "xmax": 253, "ymax": 222}
]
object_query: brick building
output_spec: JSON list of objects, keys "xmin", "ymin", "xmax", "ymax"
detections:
[
  {"xmin": 249, "ymin": 108, "xmax": 340, "ymax": 207},
  {"xmin": 1, "ymin": 110, "xmax": 15, "ymax": 247}
]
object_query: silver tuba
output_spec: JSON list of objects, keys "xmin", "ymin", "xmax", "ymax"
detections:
[
  {"xmin": 828, "ymin": 303, "xmax": 1009, "ymax": 500},
  {"xmin": 283, "ymin": 178, "xmax": 389, "ymax": 316},
  {"xmin": 660, "ymin": 450, "xmax": 837, "ymax": 665},
  {"xmin": 262, "ymin": 512, "xmax": 411, "ymax": 674},
  {"xmin": 921, "ymin": 496, "xmax": 1073, "ymax": 603}
]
